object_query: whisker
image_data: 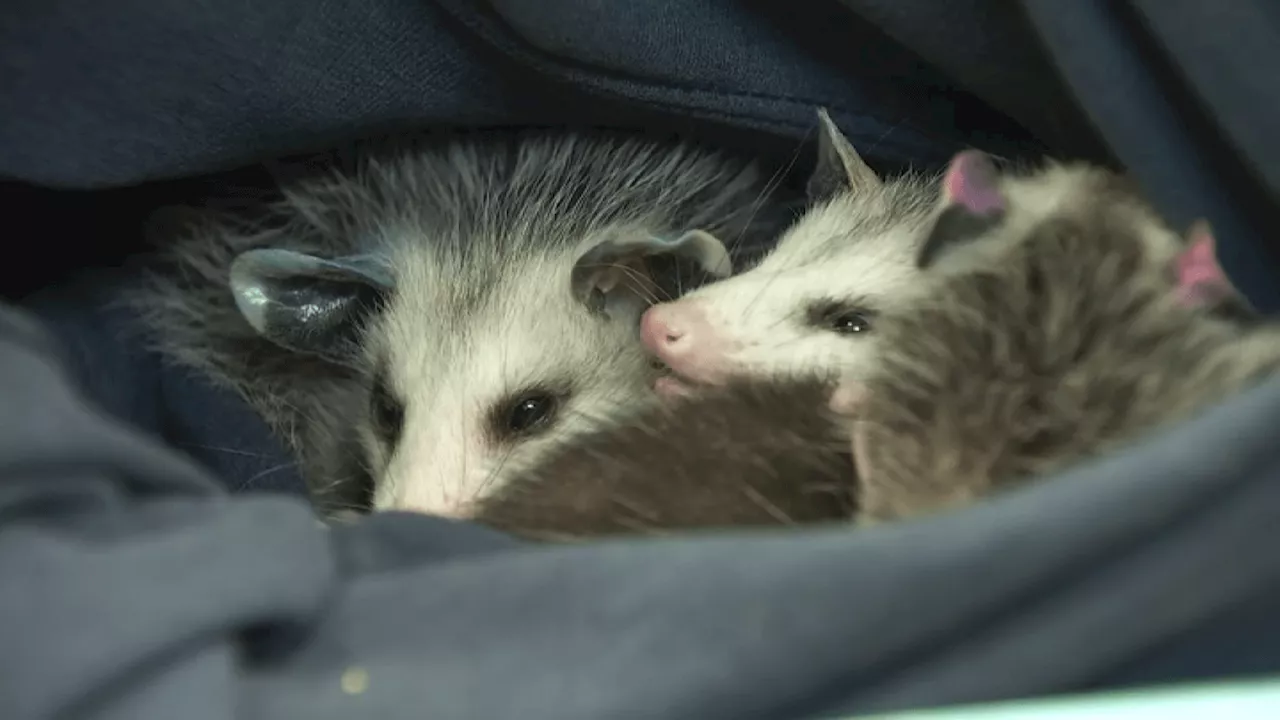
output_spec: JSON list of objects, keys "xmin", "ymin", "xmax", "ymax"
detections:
[
  {"xmin": 181, "ymin": 444, "xmax": 279, "ymax": 459},
  {"xmin": 730, "ymin": 134, "xmax": 807, "ymax": 258},
  {"xmin": 741, "ymin": 483, "xmax": 795, "ymax": 525},
  {"xmin": 233, "ymin": 461, "xmax": 302, "ymax": 491}
]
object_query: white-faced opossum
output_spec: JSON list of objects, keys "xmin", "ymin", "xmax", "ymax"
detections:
[
  {"xmin": 474, "ymin": 150, "xmax": 1280, "ymax": 539},
  {"xmin": 128, "ymin": 131, "xmax": 789, "ymax": 518},
  {"xmin": 641, "ymin": 109, "xmax": 940, "ymax": 394}
]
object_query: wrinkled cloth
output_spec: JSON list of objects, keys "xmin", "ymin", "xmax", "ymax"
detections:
[{"xmin": 3, "ymin": 301, "xmax": 1280, "ymax": 720}]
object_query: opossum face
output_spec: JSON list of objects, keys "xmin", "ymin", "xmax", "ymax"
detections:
[
  {"xmin": 641, "ymin": 110, "xmax": 937, "ymax": 389},
  {"xmin": 229, "ymin": 229, "xmax": 733, "ymax": 517},
  {"xmin": 229, "ymin": 226, "xmax": 732, "ymax": 512},
  {"xmin": 848, "ymin": 150, "xmax": 1276, "ymax": 523},
  {"xmin": 361, "ymin": 231, "xmax": 735, "ymax": 517},
  {"xmin": 232, "ymin": 230, "xmax": 732, "ymax": 515}
]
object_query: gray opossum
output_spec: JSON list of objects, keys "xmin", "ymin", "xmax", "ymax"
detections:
[
  {"xmin": 849, "ymin": 150, "xmax": 1280, "ymax": 523},
  {"xmin": 128, "ymin": 131, "xmax": 787, "ymax": 518},
  {"xmin": 475, "ymin": 149, "xmax": 1280, "ymax": 539},
  {"xmin": 641, "ymin": 109, "xmax": 939, "ymax": 393}
]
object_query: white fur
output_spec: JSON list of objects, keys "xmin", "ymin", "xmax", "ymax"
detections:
[
  {"xmin": 370, "ymin": 237, "xmax": 660, "ymax": 516},
  {"xmin": 669, "ymin": 173, "xmax": 938, "ymax": 383}
]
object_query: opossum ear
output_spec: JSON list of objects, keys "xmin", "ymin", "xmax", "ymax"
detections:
[
  {"xmin": 1172, "ymin": 221, "xmax": 1259, "ymax": 321},
  {"xmin": 230, "ymin": 249, "xmax": 392, "ymax": 362},
  {"xmin": 917, "ymin": 150, "xmax": 1008, "ymax": 269},
  {"xmin": 571, "ymin": 230, "xmax": 734, "ymax": 319},
  {"xmin": 807, "ymin": 108, "xmax": 882, "ymax": 203},
  {"xmin": 1174, "ymin": 221, "xmax": 1228, "ymax": 305},
  {"xmin": 941, "ymin": 150, "xmax": 1005, "ymax": 214}
]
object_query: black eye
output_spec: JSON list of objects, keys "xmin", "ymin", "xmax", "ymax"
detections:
[
  {"xmin": 502, "ymin": 393, "xmax": 558, "ymax": 436},
  {"xmin": 807, "ymin": 300, "xmax": 876, "ymax": 336},
  {"xmin": 829, "ymin": 310, "xmax": 871, "ymax": 334},
  {"xmin": 370, "ymin": 368, "xmax": 405, "ymax": 445}
]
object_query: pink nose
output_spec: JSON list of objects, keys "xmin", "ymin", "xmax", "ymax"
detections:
[{"xmin": 640, "ymin": 302, "xmax": 702, "ymax": 361}]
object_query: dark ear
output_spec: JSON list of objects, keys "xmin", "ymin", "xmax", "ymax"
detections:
[
  {"xmin": 229, "ymin": 249, "xmax": 393, "ymax": 363},
  {"xmin": 1173, "ymin": 220, "xmax": 1260, "ymax": 322},
  {"xmin": 916, "ymin": 150, "xmax": 1008, "ymax": 269},
  {"xmin": 807, "ymin": 108, "xmax": 883, "ymax": 204},
  {"xmin": 571, "ymin": 230, "xmax": 733, "ymax": 320}
]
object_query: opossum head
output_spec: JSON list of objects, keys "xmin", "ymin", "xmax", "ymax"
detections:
[
  {"xmin": 847, "ymin": 149, "xmax": 1280, "ymax": 523},
  {"xmin": 228, "ymin": 229, "xmax": 733, "ymax": 517},
  {"xmin": 641, "ymin": 109, "xmax": 938, "ymax": 391}
]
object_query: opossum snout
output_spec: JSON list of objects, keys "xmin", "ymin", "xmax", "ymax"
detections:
[
  {"xmin": 641, "ymin": 303, "xmax": 694, "ymax": 353},
  {"xmin": 641, "ymin": 301, "xmax": 736, "ymax": 384}
]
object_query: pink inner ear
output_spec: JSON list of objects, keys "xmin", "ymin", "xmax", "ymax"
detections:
[
  {"xmin": 942, "ymin": 150, "xmax": 1005, "ymax": 215},
  {"xmin": 1174, "ymin": 222, "xmax": 1232, "ymax": 307}
]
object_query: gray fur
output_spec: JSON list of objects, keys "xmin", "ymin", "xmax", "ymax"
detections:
[
  {"xmin": 852, "ymin": 159, "xmax": 1280, "ymax": 523},
  {"xmin": 477, "ymin": 155, "xmax": 1280, "ymax": 540},
  {"xmin": 126, "ymin": 131, "xmax": 782, "ymax": 517},
  {"xmin": 475, "ymin": 375, "xmax": 853, "ymax": 541}
]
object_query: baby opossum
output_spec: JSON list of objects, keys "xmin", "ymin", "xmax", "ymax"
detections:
[
  {"xmin": 476, "ymin": 149, "xmax": 1280, "ymax": 540},
  {"xmin": 128, "ymin": 131, "xmax": 786, "ymax": 518},
  {"xmin": 849, "ymin": 149, "xmax": 1280, "ymax": 523},
  {"xmin": 641, "ymin": 109, "xmax": 940, "ymax": 392}
]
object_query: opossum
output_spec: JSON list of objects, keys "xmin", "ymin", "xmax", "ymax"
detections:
[
  {"xmin": 641, "ymin": 109, "xmax": 940, "ymax": 393},
  {"xmin": 476, "ymin": 149, "xmax": 1280, "ymax": 540},
  {"xmin": 127, "ymin": 131, "xmax": 788, "ymax": 518},
  {"xmin": 849, "ymin": 149, "xmax": 1280, "ymax": 522}
]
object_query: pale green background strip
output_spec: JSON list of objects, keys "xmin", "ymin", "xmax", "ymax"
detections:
[{"xmin": 836, "ymin": 677, "xmax": 1280, "ymax": 720}]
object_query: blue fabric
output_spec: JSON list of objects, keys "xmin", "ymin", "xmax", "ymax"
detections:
[
  {"xmin": 3, "ymin": 300, "xmax": 1280, "ymax": 720},
  {"xmin": 0, "ymin": 0, "xmax": 1040, "ymax": 190},
  {"xmin": 22, "ymin": 271, "xmax": 306, "ymax": 497}
]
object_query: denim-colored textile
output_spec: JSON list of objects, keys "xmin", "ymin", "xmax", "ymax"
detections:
[{"xmin": 3, "ymin": 301, "xmax": 1280, "ymax": 720}]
